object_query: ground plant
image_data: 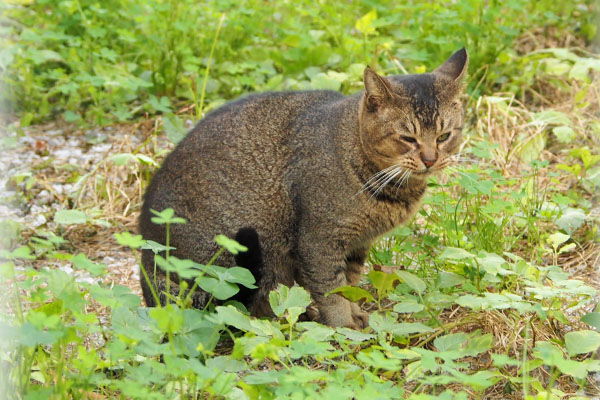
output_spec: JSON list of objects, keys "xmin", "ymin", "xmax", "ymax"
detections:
[{"xmin": 1, "ymin": 0, "xmax": 599, "ymax": 399}]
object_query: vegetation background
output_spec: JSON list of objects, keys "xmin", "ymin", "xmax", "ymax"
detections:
[{"xmin": 1, "ymin": 0, "xmax": 599, "ymax": 398}]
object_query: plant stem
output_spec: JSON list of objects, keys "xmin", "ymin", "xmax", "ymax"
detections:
[
  {"xmin": 183, "ymin": 248, "xmax": 224, "ymax": 306},
  {"xmin": 196, "ymin": 13, "xmax": 225, "ymax": 120},
  {"xmin": 521, "ymin": 320, "xmax": 530, "ymax": 398},
  {"xmin": 166, "ymin": 221, "xmax": 171, "ymax": 304}
]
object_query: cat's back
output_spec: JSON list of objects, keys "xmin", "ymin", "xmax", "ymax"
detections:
[
  {"xmin": 164, "ymin": 90, "xmax": 342, "ymax": 164},
  {"xmin": 200, "ymin": 89, "xmax": 340, "ymax": 134},
  {"xmin": 141, "ymin": 89, "xmax": 343, "ymax": 231}
]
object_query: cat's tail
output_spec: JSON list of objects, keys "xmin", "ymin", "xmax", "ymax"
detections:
[{"xmin": 232, "ymin": 227, "xmax": 264, "ymax": 306}]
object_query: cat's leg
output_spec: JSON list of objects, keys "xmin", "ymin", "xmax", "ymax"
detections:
[
  {"xmin": 247, "ymin": 246, "xmax": 295, "ymax": 318},
  {"xmin": 344, "ymin": 247, "xmax": 370, "ymax": 328},
  {"xmin": 345, "ymin": 247, "xmax": 369, "ymax": 286},
  {"xmin": 296, "ymin": 239, "xmax": 369, "ymax": 329}
]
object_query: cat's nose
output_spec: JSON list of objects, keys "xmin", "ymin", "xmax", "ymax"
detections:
[
  {"xmin": 422, "ymin": 159, "xmax": 436, "ymax": 168},
  {"xmin": 420, "ymin": 152, "xmax": 437, "ymax": 168}
]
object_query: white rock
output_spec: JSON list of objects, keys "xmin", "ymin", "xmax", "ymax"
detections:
[{"xmin": 31, "ymin": 214, "xmax": 47, "ymax": 227}]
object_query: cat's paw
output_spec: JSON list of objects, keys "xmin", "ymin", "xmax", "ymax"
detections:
[
  {"xmin": 319, "ymin": 298, "xmax": 369, "ymax": 329},
  {"xmin": 349, "ymin": 302, "xmax": 369, "ymax": 329}
]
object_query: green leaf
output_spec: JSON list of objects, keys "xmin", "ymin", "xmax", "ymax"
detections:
[
  {"xmin": 214, "ymin": 235, "xmax": 248, "ymax": 255},
  {"xmin": 141, "ymin": 240, "xmax": 175, "ymax": 254},
  {"xmin": 327, "ymin": 286, "xmax": 374, "ymax": 303},
  {"xmin": 458, "ymin": 171, "xmax": 495, "ymax": 195},
  {"xmin": 518, "ymin": 132, "xmax": 546, "ymax": 164},
  {"xmin": 392, "ymin": 322, "xmax": 434, "ymax": 336},
  {"xmin": 355, "ymin": 10, "xmax": 377, "ymax": 34},
  {"xmin": 581, "ymin": 312, "xmax": 600, "ymax": 330},
  {"xmin": 214, "ymin": 305, "xmax": 254, "ymax": 332},
  {"xmin": 197, "ymin": 275, "xmax": 239, "ymax": 300},
  {"xmin": 244, "ymin": 370, "xmax": 280, "ymax": 385},
  {"xmin": 557, "ymin": 162, "xmax": 582, "ymax": 177},
  {"xmin": 434, "ymin": 332, "xmax": 469, "ymax": 352},
  {"xmin": 1, "ymin": 246, "xmax": 36, "ymax": 260},
  {"xmin": 296, "ymin": 322, "xmax": 335, "ymax": 342},
  {"xmin": 368, "ymin": 312, "xmax": 433, "ymax": 337},
  {"xmin": 155, "ymin": 255, "xmax": 203, "ymax": 280},
  {"xmin": 491, "ymin": 354, "xmax": 520, "ymax": 367},
  {"xmin": 542, "ymin": 59, "xmax": 570, "ymax": 76},
  {"xmin": 150, "ymin": 208, "xmax": 186, "ymax": 225},
  {"xmin": 64, "ymin": 110, "xmax": 80, "ymax": 123},
  {"xmin": 395, "ymin": 270, "xmax": 426, "ymax": 295},
  {"xmin": 150, "ymin": 304, "xmax": 184, "ymax": 334},
  {"xmin": 88, "ymin": 284, "xmax": 141, "ymax": 309},
  {"xmin": 310, "ymin": 71, "xmax": 348, "ymax": 91},
  {"xmin": 0, "ymin": 219, "xmax": 21, "ymax": 249},
  {"xmin": 148, "ymin": 95, "xmax": 172, "ymax": 113},
  {"xmin": 70, "ymin": 253, "xmax": 107, "ymax": 277},
  {"xmin": 111, "ymin": 153, "xmax": 136, "ymax": 166},
  {"xmin": 552, "ymin": 126, "xmax": 575, "ymax": 143},
  {"xmin": 173, "ymin": 310, "xmax": 223, "ymax": 356},
  {"xmin": 16, "ymin": 322, "xmax": 62, "ymax": 346},
  {"xmin": 335, "ymin": 327, "xmax": 376, "ymax": 342},
  {"xmin": 357, "ymin": 349, "xmax": 403, "ymax": 371},
  {"xmin": 532, "ymin": 110, "xmax": 572, "ymax": 126},
  {"xmin": 163, "ymin": 113, "xmax": 187, "ymax": 144},
  {"xmin": 219, "ymin": 266, "xmax": 256, "ymax": 288},
  {"xmin": 368, "ymin": 270, "xmax": 400, "ymax": 299},
  {"xmin": 565, "ymin": 330, "xmax": 600, "ymax": 356},
  {"xmin": 54, "ymin": 209, "xmax": 88, "ymax": 225},
  {"xmin": 464, "ymin": 333, "xmax": 493, "ymax": 356},
  {"xmin": 135, "ymin": 154, "xmax": 157, "ymax": 166},
  {"xmin": 475, "ymin": 252, "xmax": 509, "ymax": 275},
  {"xmin": 114, "ymin": 232, "xmax": 146, "ymax": 249},
  {"xmin": 439, "ymin": 247, "xmax": 475, "ymax": 261},
  {"xmin": 556, "ymin": 208, "xmax": 586, "ymax": 235},
  {"xmin": 289, "ymin": 339, "xmax": 334, "ymax": 359},
  {"xmin": 269, "ymin": 285, "xmax": 311, "ymax": 318},
  {"xmin": 393, "ymin": 302, "xmax": 424, "ymax": 314},
  {"xmin": 546, "ymin": 232, "xmax": 570, "ymax": 251},
  {"xmin": 437, "ymin": 271, "xmax": 466, "ymax": 288},
  {"xmin": 570, "ymin": 147, "xmax": 600, "ymax": 169}
]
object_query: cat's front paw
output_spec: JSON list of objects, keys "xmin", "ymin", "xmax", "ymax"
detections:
[
  {"xmin": 349, "ymin": 302, "xmax": 369, "ymax": 329},
  {"xmin": 319, "ymin": 297, "xmax": 369, "ymax": 329}
]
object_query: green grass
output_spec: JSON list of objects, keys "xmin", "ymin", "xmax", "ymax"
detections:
[{"xmin": 1, "ymin": 0, "xmax": 600, "ymax": 399}]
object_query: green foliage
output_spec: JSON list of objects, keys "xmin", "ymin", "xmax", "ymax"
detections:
[{"xmin": 2, "ymin": 0, "xmax": 596, "ymax": 125}]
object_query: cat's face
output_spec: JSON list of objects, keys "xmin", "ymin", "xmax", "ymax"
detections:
[{"xmin": 358, "ymin": 48, "xmax": 468, "ymax": 183}]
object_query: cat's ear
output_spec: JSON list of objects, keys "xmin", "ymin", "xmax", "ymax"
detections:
[
  {"xmin": 434, "ymin": 48, "xmax": 469, "ymax": 81},
  {"xmin": 363, "ymin": 66, "xmax": 393, "ymax": 112}
]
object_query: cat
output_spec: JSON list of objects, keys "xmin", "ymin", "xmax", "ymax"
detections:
[{"xmin": 139, "ymin": 48, "xmax": 468, "ymax": 329}]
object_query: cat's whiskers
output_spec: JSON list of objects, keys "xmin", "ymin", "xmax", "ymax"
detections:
[
  {"xmin": 362, "ymin": 165, "xmax": 398, "ymax": 191},
  {"xmin": 400, "ymin": 169, "xmax": 412, "ymax": 186},
  {"xmin": 448, "ymin": 154, "xmax": 472, "ymax": 164},
  {"xmin": 359, "ymin": 164, "xmax": 404, "ymax": 195},
  {"xmin": 443, "ymin": 165, "xmax": 472, "ymax": 179},
  {"xmin": 371, "ymin": 166, "xmax": 406, "ymax": 198},
  {"xmin": 393, "ymin": 169, "xmax": 412, "ymax": 194},
  {"xmin": 359, "ymin": 165, "xmax": 400, "ymax": 194},
  {"xmin": 434, "ymin": 154, "xmax": 471, "ymax": 172}
]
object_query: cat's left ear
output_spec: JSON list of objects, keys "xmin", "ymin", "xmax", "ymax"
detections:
[
  {"xmin": 434, "ymin": 48, "xmax": 469, "ymax": 81},
  {"xmin": 363, "ymin": 66, "xmax": 393, "ymax": 112}
]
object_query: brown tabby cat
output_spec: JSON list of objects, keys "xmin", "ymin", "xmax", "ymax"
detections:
[{"xmin": 139, "ymin": 48, "xmax": 468, "ymax": 329}]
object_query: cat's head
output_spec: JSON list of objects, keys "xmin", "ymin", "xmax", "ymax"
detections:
[{"xmin": 358, "ymin": 48, "xmax": 468, "ymax": 182}]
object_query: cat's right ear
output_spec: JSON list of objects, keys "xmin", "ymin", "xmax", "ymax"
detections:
[
  {"xmin": 363, "ymin": 66, "xmax": 393, "ymax": 112},
  {"xmin": 434, "ymin": 48, "xmax": 469, "ymax": 82}
]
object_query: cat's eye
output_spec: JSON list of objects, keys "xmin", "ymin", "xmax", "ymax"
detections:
[
  {"xmin": 400, "ymin": 136, "xmax": 417, "ymax": 144},
  {"xmin": 437, "ymin": 132, "xmax": 451, "ymax": 143}
]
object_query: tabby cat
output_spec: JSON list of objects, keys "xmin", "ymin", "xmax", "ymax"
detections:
[{"xmin": 139, "ymin": 48, "xmax": 468, "ymax": 328}]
